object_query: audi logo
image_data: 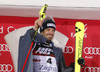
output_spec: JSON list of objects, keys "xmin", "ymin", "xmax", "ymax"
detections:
[
  {"xmin": 0, "ymin": 44, "xmax": 9, "ymax": 52},
  {"xmin": 63, "ymin": 46, "xmax": 74, "ymax": 54},
  {"xmin": 84, "ymin": 47, "xmax": 100, "ymax": 55},
  {"xmin": 84, "ymin": 67, "xmax": 100, "ymax": 72},
  {"xmin": 0, "ymin": 64, "xmax": 13, "ymax": 72}
]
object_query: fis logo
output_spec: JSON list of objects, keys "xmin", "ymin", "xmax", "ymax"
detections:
[{"xmin": 71, "ymin": 24, "xmax": 88, "ymax": 38}]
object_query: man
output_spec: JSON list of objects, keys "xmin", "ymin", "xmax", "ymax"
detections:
[{"xmin": 18, "ymin": 16, "xmax": 84, "ymax": 72}]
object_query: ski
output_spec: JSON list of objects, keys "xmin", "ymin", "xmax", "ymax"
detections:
[{"xmin": 75, "ymin": 22, "xmax": 84, "ymax": 72}]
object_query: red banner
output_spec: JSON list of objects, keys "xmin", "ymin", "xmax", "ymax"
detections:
[{"xmin": 0, "ymin": 16, "xmax": 100, "ymax": 72}]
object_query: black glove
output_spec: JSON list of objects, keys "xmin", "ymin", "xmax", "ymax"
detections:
[
  {"xmin": 69, "ymin": 63, "xmax": 75, "ymax": 70},
  {"xmin": 78, "ymin": 57, "xmax": 85, "ymax": 68},
  {"xmin": 69, "ymin": 57, "xmax": 85, "ymax": 69}
]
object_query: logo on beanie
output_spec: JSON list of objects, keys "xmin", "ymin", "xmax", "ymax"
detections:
[
  {"xmin": 40, "ymin": 23, "xmax": 56, "ymax": 33},
  {"xmin": 47, "ymin": 23, "xmax": 56, "ymax": 28}
]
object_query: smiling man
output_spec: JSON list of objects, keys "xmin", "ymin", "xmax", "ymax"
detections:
[
  {"xmin": 32, "ymin": 17, "xmax": 74, "ymax": 72},
  {"xmin": 40, "ymin": 18, "xmax": 56, "ymax": 41},
  {"xmin": 18, "ymin": 16, "xmax": 85, "ymax": 72}
]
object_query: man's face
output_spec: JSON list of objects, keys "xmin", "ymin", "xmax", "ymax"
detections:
[{"xmin": 41, "ymin": 28, "xmax": 55, "ymax": 41}]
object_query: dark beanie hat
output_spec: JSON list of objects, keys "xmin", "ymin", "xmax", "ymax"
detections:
[{"xmin": 40, "ymin": 17, "xmax": 56, "ymax": 33}]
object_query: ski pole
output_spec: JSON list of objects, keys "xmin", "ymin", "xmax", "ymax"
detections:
[{"xmin": 21, "ymin": 4, "xmax": 48, "ymax": 72}]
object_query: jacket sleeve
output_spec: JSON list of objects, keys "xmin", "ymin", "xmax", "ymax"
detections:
[
  {"xmin": 59, "ymin": 49, "xmax": 74, "ymax": 72},
  {"xmin": 18, "ymin": 28, "xmax": 33, "ymax": 72}
]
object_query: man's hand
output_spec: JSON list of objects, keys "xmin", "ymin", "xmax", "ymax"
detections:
[
  {"xmin": 33, "ymin": 18, "xmax": 42, "ymax": 30},
  {"xmin": 33, "ymin": 16, "xmax": 45, "ymax": 30},
  {"xmin": 78, "ymin": 57, "xmax": 85, "ymax": 68},
  {"xmin": 69, "ymin": 57, "xmax": 85, "ymax": 70},
  {"xmin": 33, "ymin": 4, "xmax": 48, "ymax": 31}
]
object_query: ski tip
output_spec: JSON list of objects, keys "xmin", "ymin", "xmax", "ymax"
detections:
[
  {"xmin": 75, "ymin": 22, "xmax": 85, "ymax": 34},
  {"xmin": 75, "ymin": 22, "xmax": 84, "ymax": 26}
]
